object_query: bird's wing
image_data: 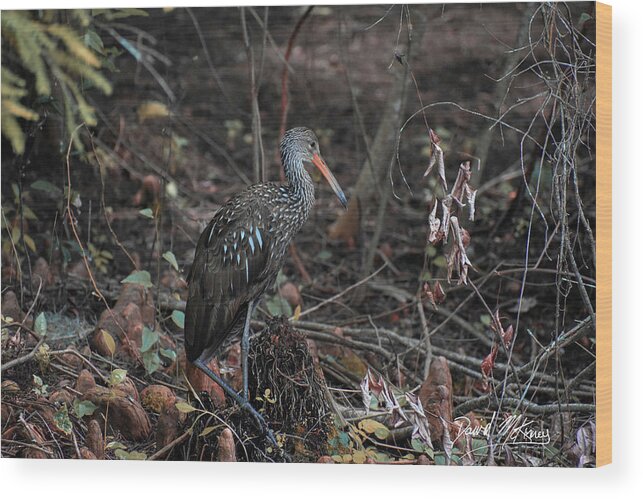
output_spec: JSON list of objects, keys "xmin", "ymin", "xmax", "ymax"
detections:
[{"xmin": 184, "ymin": 195, "xmax": 276, "ymax": 362}]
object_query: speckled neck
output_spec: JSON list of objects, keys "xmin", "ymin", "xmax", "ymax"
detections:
[{"xmin": 282, "ymin": 152, "xmax": 315, "ymax": 223}]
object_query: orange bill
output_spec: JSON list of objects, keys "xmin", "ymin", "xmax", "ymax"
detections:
[{"xmin": 311, "ymin": 153, "xmax": 348, "ymax": 208}]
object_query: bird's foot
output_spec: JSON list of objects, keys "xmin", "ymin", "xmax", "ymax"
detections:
[
  {"xmin": 242, "ymin": 403, "xmax": 291, "ymax": 461},
  {"xmin": 241, "ymin": 401, "xmax": 277, "ymax": 447}
]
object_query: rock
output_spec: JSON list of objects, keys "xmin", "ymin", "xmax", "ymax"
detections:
[
  {"xmin": 79, "ymin": 447, "xmax": 97, "ymax": 459},
  {"xmin": 156, "ymin": 404, "xmax": 181, "ymax": 450},
  {"xmin": 91, "ymin": 283, "xmax": 155, "ymax": 359},
  {"xmin": 1, "ymin": 379, "xmax": 20, "ymax": 394},
  {"xmin": 68, "ymin": 260, "xmax": 90, "ymax": 280},
  {"xmin": 279, "ymin": 281, "xmax": 302, "ymax": 308},
  {"xmin": 85, "ymin": 419, "xmax": 104, "ymax": 459},
  {"xmin": 1, "ymin": 290, "xmax": 25, "ymax": 323},
  {"xmin": 184, "ymin": 358, "xmax": 225, "ymax": 408},
  {"xmin": 141, "ymin": 384, "xmax": 176, "ymax": 413},
  {"xmin": 216, "ymin": 428, "xmax": 237, "ymax": 462},
  {"xmin": 59, "ymin": 351, "xmax": 84, "ymax": 369},
  {"xmin": 75, "ymin": 369, "xmax": 96, "ymax": 394},
  {"xmin": 118, "ymin": 376, "xmax": 140, "ymax": 402},
  {"xmin": 84, "ymin": 386, "xmax": 151, "ymax": 441},
  {"xmin": 91, "ymin": 328, "xmax": 118, "ymax": 357},
  {"xmin": 19, "ymin": 423, "xmax": 49, "ymax": 459},
  {"xmin": 49, "ymin": 389, "xmax": 74, "ymax": 406},
  {"xmin": 416, "ymin": 455, "xmax": 431, "ymax": 465},
  {"xmin": 224, "ymin": 343, "xmax": 243, "ymax": 392},
  {"xmin": 418, "ymin": 356, "xmax": 454, "ymax": 444},
  {"xmin": 32, "ymin": 257, "xmax": 54, "ymax": 288}
]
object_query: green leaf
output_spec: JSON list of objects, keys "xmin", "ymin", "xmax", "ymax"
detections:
[
  {"xmin": 162, "ymin": 251, "xmax": 179, "ymax": 271},
  {"xmin": 411, "ymin": 438, "xmax": 435, "ymax": 459},
  {"xmin": 165, "ymin": 181, "xmax": 178, "ymax": 198},
  {"xmin": 73, "ymin": 399, "xmax": 98, "ymax": 418},
  {"xmin": 84, "ymin": 30, "xmax": 104, "ymax": 53},
  {"xmin": 34, "ymin": 312, "xmax": 47, "ymax": 337},
  {"xmin": 265, "ymin": 294, "xmax": 292, "ymax": 317},
  {"xmin": 141, "ymin": 327, "xmax": 160, "ymax": 353},
  {"xmin": 480, "ymin": 314, "xmax": 492, "ymax": 327},
  {"xmin": 31, "ymin": 180, "xmax": 62, "ymax": 197},
  {"xmin": 106, "ymin": 441, "xmax": 126, "ymax": 450},
  {"xmin": 316, "ymin": 249, "xmax": 332, "ymax": 261},
  {"xmin": 121, "ymin": 270, "xmax": 153, "ymax": 289},
  {"xmin": 433, "ymin": 255, "xmax": 447, "ymax": 268},
  {"xmin": 337, "ymin": 431, "xmax": 350, "ymax": 447},
  {"xmin": 139, "ymin": 208, "xmax": 154, "ymax": 219},
  {"xmin": 142, "ymin": 350, "xmax": 161, "ymax": 374},
  {"xmin": 108, "ymin": 368, "xmax": 127, "ymax": 387},
  {"xmin": 471, "ymin": 437, "xmax": 487, "ymax": 457},
  {"xmin": 159, "ymin": 348, "xmax": 177, "ymax": 361},
  {"xmin": 171, "ymin": 310, "xmax": 184, "ymax": 329},
  {"xmin": 53, "ymin": 405, "xmax": 73, "ymax": 435},
  {"xmin": 175, "ymin": 401, "xmax": 196, "ymax": 413}
]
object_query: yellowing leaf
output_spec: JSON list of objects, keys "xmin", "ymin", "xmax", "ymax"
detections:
[
  {"xmin": 48, "ymin": 24, "xmax": 101, "ymax": 67},
  {"xmin": 108, "ymin": 368, "xmax": 127, "ymax": 387},
  {"xmin": 100, "ymin": 329, "xmax": 116, "ymax": 356},
  {"xmin": 114, "ymin": 449, "xmax": 147, "ymax": 460},
  {"xmin": 292, "ymin": 304, "xmax": 301, "ymax": 321},
  {"xmin": 199, "ymin": 426, "xmax": 217, "ymax": 437},
  {"xmin": 175, "ymin": 401, "xmax": 196, "ymax": 413},
  {"xmin": 137, "ymin": 101, "xmax": 170, "ymax": 123},
  {"xmin": 162, "ymin": 251, "xmax": 179, "ymax": 271},
  {"xmin": 2, "ymin": 99, "xmax": 39, "ymax": 121},
  {"xmin": 23, "ymin": 234, "xmax": 36, "ymax": 253},
  {"xmin": 358, "ymin": 419, "xmax": 390, "ymax": 440},
  {"xmin": 352, "ymin": 450, "xmax": 367, "ymax": 464}
]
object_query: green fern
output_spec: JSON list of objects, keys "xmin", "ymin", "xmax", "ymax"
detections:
[{"xmin": 1, "ymin": 10, "xmax": 114, "ymax": 154}]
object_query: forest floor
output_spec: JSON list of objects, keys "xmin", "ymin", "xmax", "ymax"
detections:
[{"xmin": 1, "ymin": 4, "xmax": 596, "ymax": 465}]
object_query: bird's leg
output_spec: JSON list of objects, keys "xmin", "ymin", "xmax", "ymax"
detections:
[
  {"xmin": 241, "ymin": 299, "xmax": 256, "ymax": 402},
  {"xmin": 193, "ymin": 357, "xmax": 278, "ymax": 450}
]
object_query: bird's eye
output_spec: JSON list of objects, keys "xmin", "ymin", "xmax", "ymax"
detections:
[{"xmin": 310, "ymin": 141, "xmax": 316, "ymax": 148}]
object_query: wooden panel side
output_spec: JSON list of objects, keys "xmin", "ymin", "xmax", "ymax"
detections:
[{"xmin": 595, "ymin": 1, "xmax": 612, "ymax": 468}]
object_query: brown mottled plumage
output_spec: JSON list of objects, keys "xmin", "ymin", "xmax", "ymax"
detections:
[{"xmin": 185, "ymin": 128, "xmax": 346, "ymax": 365}]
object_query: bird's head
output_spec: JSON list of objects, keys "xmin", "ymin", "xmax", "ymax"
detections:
[{"xmin": 281, "ymin": 127, "xmax": 348, "ymax": 209}]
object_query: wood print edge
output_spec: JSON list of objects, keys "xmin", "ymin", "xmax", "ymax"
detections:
[{"xmin": 595, "ymin": 0, "xmax": 612, "ymax": 468}]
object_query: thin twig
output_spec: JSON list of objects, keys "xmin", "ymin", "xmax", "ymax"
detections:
[{"xmin": 297, "ymin": 263, "xmax": 387, "ymax": 319}]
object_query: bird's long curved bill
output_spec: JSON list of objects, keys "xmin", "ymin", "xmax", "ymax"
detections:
[{"xmin": 312, "ymin": 153, "xmax": 348, "ymax": 209}]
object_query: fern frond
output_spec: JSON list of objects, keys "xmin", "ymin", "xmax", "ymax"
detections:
[
  {"xmin": 2, "ymin": 99, "xmax": 40, "ymax": 121},
  {"xmin": 49, "ymin": 48, "xmax": 112, "ymax": 95},
  {"xmin": 48, "ymin": 23, "xmax": 101, "ymax": 68},
  {"xmin": 1, "ymin": 103, "xmax": 26, "ymax": 154}
]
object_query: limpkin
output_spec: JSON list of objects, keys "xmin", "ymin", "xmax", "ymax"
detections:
[{"xmin": 185, "ymin": 127, "xmax": 347, "ymax": 447}]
